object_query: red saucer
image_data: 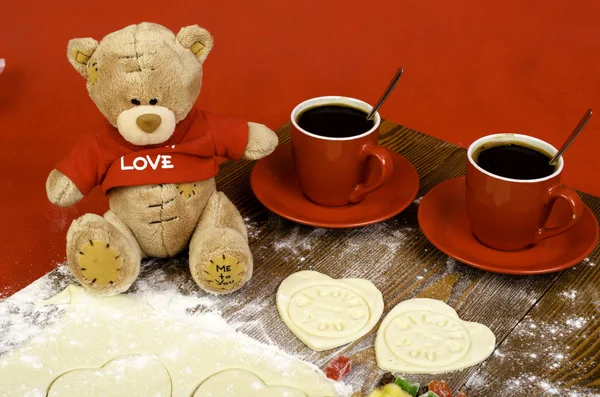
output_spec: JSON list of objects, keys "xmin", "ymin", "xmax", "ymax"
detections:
[
  {"xmin": 250, "ymin": 143, "xmax": 420, "ymax": 228},
  {"xmin": 418, "ymin": 177, "xmax": 599, "ymax": 275}
]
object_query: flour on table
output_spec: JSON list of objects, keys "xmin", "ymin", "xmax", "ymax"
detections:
[
  {"xmin": 244, "ymin": 216, "xmax": 263, "ymax": 240},
  {"xmin": 464, "ymin": 306, "xmax": 599, "ymax": 396},
  {"xmin": 443, "ymin": 258, "xmax": 457, "ymax": 274},
  {"xmin": 583, "ymin": 257, "xmax": 596, "ymax": 267},
  {"xmin": 273, "ymin": 227, "xmax": 328, "ymax": 255},
  {"xmin": 0, "ymin": 285, "xmax": 346, "ymax": 396},
  {"xmin": 0, "ymin": 266, "xmax": 72, "ymax": 356},
  {"xmin": 267, "ymin": 215, "xmax": 416, "ymax": 281},
  {"xmin": 560, "ymin": 289, "xmax": 577, "ymax": 300},
  {"xmin": 0, "ymin": 263, "xmax": 352, "ymax": 397},
  {"xmin": 565, "ymin": 317, "xmax": 588, "ymax": 330}
]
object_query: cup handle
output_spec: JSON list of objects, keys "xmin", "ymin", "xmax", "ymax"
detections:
[
  {"xmin": 349, "ymin": 144, "xmax": 394, "ymax": 203},
  {"xmin": 534, "ymin": 186, "xmax": 584, "ymax": 243}
]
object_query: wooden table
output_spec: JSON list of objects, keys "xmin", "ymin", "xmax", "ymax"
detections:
[
  {"xmin": 10, "ymin": 121, "xmax": 599, "ymax": 396},
  {"xmin": 213, "ymin": 121, "xmax": 600, "ymax": 396}
]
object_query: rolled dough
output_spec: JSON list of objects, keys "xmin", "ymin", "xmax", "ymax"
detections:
[
  {"xmin": 193, "ymin": 369, "xmax": 307, "ymax": 396},
  {"xmin": 48, "ymin": 355, "xmax": 172, "ymax": 397},
  {"xmin": 375, "ymin": 298, "xmax": 495, "ymax": 374},
  {"xmin": 0, "ymin": 285, "xmax": 337, "ymax": 396},
  {"xmin": 277, "ymin": 271, "xmax": 384, "ymax": 351}
]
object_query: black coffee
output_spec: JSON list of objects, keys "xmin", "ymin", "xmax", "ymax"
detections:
[
  {"xmin": 297, "ymin": 105, "xmax": 374, "ymax": 138},
  {"xmin": 475, "ymin": 143, "xmax": 556, "ymax": 180}
]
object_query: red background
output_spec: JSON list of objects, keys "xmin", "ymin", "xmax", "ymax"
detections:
[{"xmin": 1, "ymin": 0, "xmax": 599, "ymax": 295}]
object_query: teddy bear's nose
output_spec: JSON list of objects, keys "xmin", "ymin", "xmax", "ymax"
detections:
[{"xmin": 136, "ymin": 114, "xmax": 162, "ymax": 133}]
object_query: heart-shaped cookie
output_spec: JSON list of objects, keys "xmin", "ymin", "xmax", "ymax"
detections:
[
  {"xmin": 48, "ymin": 355, "xmax": 171, "ymax": 397},
  {"xmin": 194, "ymin": 369, "xmax": 307, "ymax": 396},
  {"xmin": 277, "ymin": 270, "xmax": 384, "ymax": 351},
  {"xmin": 375, "ymin": 298, "xmax": 495, "ymax": 374}
]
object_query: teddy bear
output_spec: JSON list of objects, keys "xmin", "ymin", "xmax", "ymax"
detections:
[{"xmin": 46, "ymin": 22, "xmax": 278, "ymax": 296}]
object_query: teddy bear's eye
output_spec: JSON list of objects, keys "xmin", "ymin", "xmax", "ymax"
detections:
[
  {"xmin": 131, "ymin": 99, "xmax": 141, "ymax": 106},
  {"xmin": 149, "ymin": 98, "xmax": 158, "ymax": 105}
]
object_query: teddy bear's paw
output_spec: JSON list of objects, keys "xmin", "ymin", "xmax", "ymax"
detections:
[
  {"xmin": 189, "ymin": 228, "xmax": 252, "ymax": 295},
  {"xmin": 242, "ymin": 122, "xmax": 279, "ymax": 160},
  {"xmin": 67, "ymin": 214, "xmax": 141, "ymax": 296}
]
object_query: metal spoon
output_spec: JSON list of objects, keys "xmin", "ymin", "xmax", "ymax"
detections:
[
  {"xmin": 366, "ymin": 67, "xmax": 404, "ymax": 120},
  {"xmin": 549, "ymin": 108, "xmax": 593, "ymax": 165}
]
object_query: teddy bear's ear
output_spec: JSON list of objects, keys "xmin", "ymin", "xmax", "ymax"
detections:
[
  {"xmin": 67, "ymin": 38, "xmax": 99, "ymax": 78},
  {"xmin": 176, "ymin": 25, "xmax": 214, "ymax": 64}
]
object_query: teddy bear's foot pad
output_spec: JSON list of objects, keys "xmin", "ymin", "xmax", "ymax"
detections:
[
  {"xmin": 78, "ymin": 240, "xmax": 122, "ymax": 286},
  {"xmin": 189, "ymin": 227, "xmax": 252, "ymax": 295},
  {"xmin": 67, "ymin": 213, "xmax": 141, "ymax": 295},
  {"xmin": 202, "ymin": 254, "xmax": 246, "ymax": 292}
]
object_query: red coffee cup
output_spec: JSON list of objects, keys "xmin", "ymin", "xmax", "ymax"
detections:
[
  {"xmin": 290, "ymin": 96, "xmax": 393, "ymax": 207},
  {"xmin": 466, "ymin": 133, "xmax": 584, "ymax": 251}
]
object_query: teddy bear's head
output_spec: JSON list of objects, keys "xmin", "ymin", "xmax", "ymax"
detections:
[{"xmin": 67, "ymin": 23, "xmax": 213, "ymax": 146}]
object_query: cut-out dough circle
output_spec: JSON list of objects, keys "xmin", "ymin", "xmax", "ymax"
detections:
[
  {"xmin": 48, "ymin": 355, "xmax": 172, "ymax": 397},
  {"xmin": 194, "ymin": 369, "xmax": 307, "ymax": 397},
  {"xmin": 277, "ymin": 271, "xmax": 384, "ymax": 351},
  {"xmin": 375, "ymin": 298, "xmax": 495, "ymax": 374}
]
